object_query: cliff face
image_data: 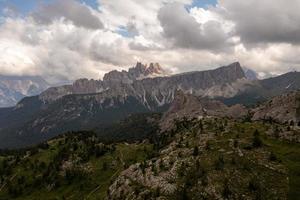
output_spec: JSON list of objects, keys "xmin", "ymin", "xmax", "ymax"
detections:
[{"xmin": 39, "ymin": 62, "xmax": 246, "ymax": 106}]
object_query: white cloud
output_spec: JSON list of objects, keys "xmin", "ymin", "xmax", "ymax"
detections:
[
  {"xmin": 0, "ymin": 0, "xmax": 299, "ymax": 84},
  {"xmin": 31, "ymin": 0, "xmax": 103, "ymax": 29},
  {"xmin": 158, "ymin": 3, "xmax": 233, "ymax": 51},
  {"xmin": 218, "ymin": 0, "xmax": 300, "ymax": 45}
]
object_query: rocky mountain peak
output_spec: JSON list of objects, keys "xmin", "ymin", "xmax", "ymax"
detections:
[
  {"xmin": 146, "ymin": 63, "xmax": 165, "ymax": 75},
  {"xmin": 129, "ymin": 62, "xmax": 167, "ymax": 80},
  {"xmin": 222, "ymin": 62, "xmax": 244, "ymax": 76},
  {"xmin": 134, "ymin": 62, "xmax": 147, "ymax": 71},
  {"xmin": 103, "ymin": 62, "xmax": 167, "ymax": 85}
]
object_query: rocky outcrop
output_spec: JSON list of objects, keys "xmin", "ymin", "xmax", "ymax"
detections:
[
  {"xmin": 160, "ymin": 90, "xmax": 248, "ymax": 131},
  {"xmin": 252, "ymin": 91, "xmax": 300, "ymax": 124}
]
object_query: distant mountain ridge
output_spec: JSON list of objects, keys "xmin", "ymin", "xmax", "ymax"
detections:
[
  {"xmin": 220, "ymin": 71, "xmax": 300, "ymax": 106},
  {"xmin": 0, "ymin": 62, "xmax": 300, "ymax": 149},
  {"xmin": 243, "ymin": 67, "xmax": 258, "ymax": 80},
  {"xmin": 0, "ymin": 62, "xmax": 247, "ymax": 148},
  {"xmin": 0, "ymin": 75, "xmax": 50, "ymax": 107},
  {"xmin": 39, "ymin": 62, "xmax": 246, "ymax": 104}
]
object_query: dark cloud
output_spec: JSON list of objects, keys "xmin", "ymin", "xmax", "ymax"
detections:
[
  {"xmin": 220, "ymin": 0, "xmax": 300, "ymax": 44},
  {"xmin": 31, "ymin": 0, "xmax": 103, "ymax": 29},
  {"xmin": 158, "ymin": 3, "xmax": 231, "ymax": 51}
]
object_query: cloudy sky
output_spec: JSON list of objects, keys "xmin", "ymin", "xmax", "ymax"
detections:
[{"xmin": 0, "ymin": 0, "xmax": 299, "ymax": 83}]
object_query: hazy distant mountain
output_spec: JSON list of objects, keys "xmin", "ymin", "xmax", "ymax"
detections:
[
  {"xmin": 219, "ymin": 71, "xmax": 300, "ymax": 106},
  {"xmin": 243, "ymin": 67, "xmax": 258, "ymax": 80},
  {"xmin": 0, "ymin": 75, "xmax": 50, "ymax": 107}
]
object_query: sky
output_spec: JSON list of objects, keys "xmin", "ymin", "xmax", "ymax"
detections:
[{"xmin": 0, "ymin": 0, "xmax": 299, "ymax": 83}]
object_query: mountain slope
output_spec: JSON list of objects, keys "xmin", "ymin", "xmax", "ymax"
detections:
[
  {"xmin": 252, "ymin": 91, "xmax": 300, "ymax": 124},
  {"xmin": 107, "ymin": 118, "xmax": 295, "ymax": 199},
  {"xmin": 219, "ymin": 71, "xmax": 300, "ymax": 106},
  {"xmin": 0, "ymin": 132, "xmax": 155, "ymax": 200},
  {"xmin": 1, "ymin": 112, "xmax": 300, "ymax": 199}
]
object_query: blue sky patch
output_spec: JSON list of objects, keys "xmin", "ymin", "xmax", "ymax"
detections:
[
  {"xmin": 0, "ymin": 0, "xmax": 99, "ymax": 16},
  {"xmin": 189, "ymin": 0, "xmax": 217, "ymax": 9}
]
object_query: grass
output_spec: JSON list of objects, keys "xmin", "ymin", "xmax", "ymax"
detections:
[
  {"xmin": 263, "ymin": 137, "xmax": 300, "ymax": 200},
  {"xmin": 0, "ymin": 136, "xmax": 152, "ymax": 200},
  {"xmin": 174, "ymin": 119, "xmax": 289, "ymax": 199}
]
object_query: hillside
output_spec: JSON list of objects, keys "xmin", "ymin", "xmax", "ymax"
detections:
[
  {"xmin": 0, "ymin": 132, "xmax": 155, "ymax": 200},
  {"xmin": 108, "ymin": 117, "xmax": 300, "ymax": 200},
  {"xmin": 0, "ymin": 115, "xmax": 299, "ymax": 199},
  {"xmin": 252, "ymin": 91, "xmax": 300, "ymax": 124}
]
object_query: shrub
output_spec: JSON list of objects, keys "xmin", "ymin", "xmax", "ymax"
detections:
[
  {"xmin": 269, "ymin": 152, "xmax": 278, "ymax": 162},
  {"xmin": 193, "ymin": 146, "xmax": 199, "ymax": 157},
  {"xmin": 215, "ymin": 155, "xmax": 225, "ymax": 170},
  {"xmin": 233, "ymin": 140, "xmax": 238, "ymax": 148},
  {"xmin": 222, "ymin": 179, "xmax": 232, "ymax": 198},
  {"xmin": 252, "ymin": 130, "xmax": 263, "ymax": 148},
  {"xmin": 248, "ymin": 177, "xmax": 261, "ymax": 191}
]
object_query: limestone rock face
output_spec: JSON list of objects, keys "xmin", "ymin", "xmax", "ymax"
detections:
[{"xmin": 39, "ymin": 62, "xmax": 247, "ymax": 107}]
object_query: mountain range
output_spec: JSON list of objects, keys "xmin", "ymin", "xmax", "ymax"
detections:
[
  {"xmin": 0, "ymin": 75, "xmax": 51, "ymax": 107},
  {"xmin": 0, "ymin": 62, "xmax": 299, "ymax": 148}
]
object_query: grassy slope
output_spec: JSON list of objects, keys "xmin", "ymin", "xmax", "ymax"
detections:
[
  {"xmin": 263, "ymin": 137, "xmax": 300, "ymax": 200},
  {"xmin": 175, "ymin": 119, "xmax": 289, "ymax": 199},
  {"xmin": 0, "ymin": 120, "xmax": 299, "ymax": 199},
  {"xmin": 225, "ymin": 121, "xmax": 300, "ymax": 200},
  {"xmin": 0, "ymin": 135, "xmax": 152, "ymax": 200}
]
